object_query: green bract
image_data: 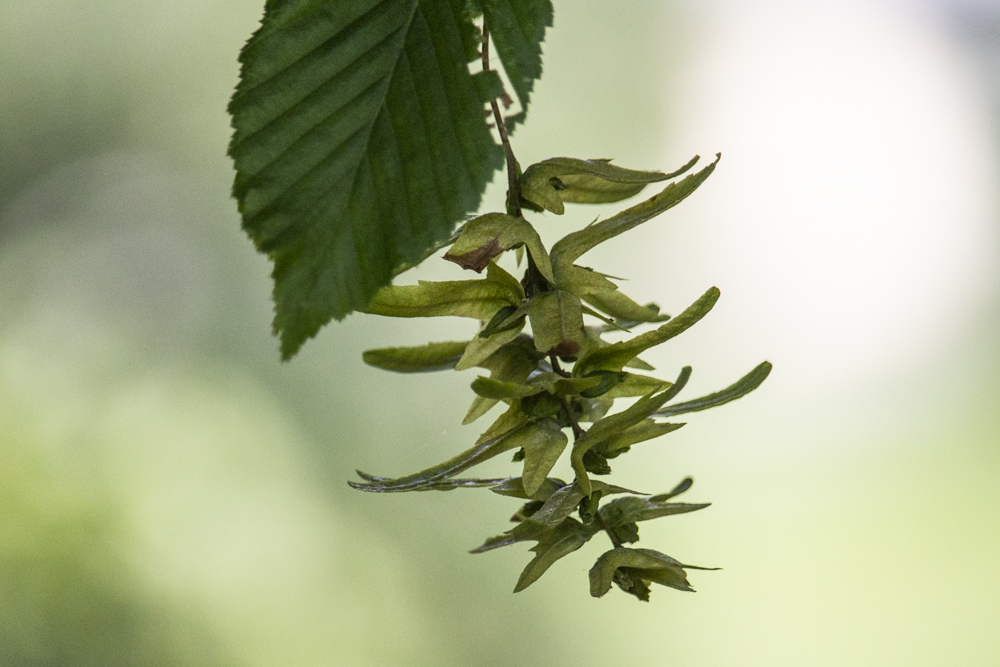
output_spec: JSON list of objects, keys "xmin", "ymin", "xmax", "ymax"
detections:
[
  {"xmin": 351, "ymin": 146, "xmax": 771, "ymax": 599},
  {"xmin": 233, "ymin": 3, "xmax": 769, "ymax": 601}
]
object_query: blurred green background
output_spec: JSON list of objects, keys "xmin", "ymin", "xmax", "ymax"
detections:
[{"xmin": 1, "ymin": 0, "xmax": 999, "ymax": 664}]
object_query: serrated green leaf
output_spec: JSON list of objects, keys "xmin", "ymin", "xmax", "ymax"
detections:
[
  {"xmin": 589, "ymin": 547, "xmax": 712, "ymax": 598},
  {"xmin": 478, "ymin": 0, "xmax": 553, "ymax": 125},
  {"xmin": 519, "ymin": 157, "xmax": 697, "ymax": 214},
  {"xmin": 520, "ymin": 419, "xmax": 569, "ymax": 497},
  {"xmin": 571, "ymin": 368, "xmax": 691, "ymax": 496},
  {"xmin": 654, "ymin": 361, "xmax": 773, "ymax": 418},
  {"xmin": 601, "ymin": 419, "xmax": 685, "ymax": 458},
  {"xmin": 362, "ymin": 340, "xmax": 469, "ymax": 372},
  {"xmin": 514, "ymin": 519, "xmax": 592, "ymax": 592},
  {"xmin": 444, "ymin": 213, "xmax": 554, "ymax": 282},
  {"xmin": 599, "ymin": 496, "xmax": 710, "ymax": 528},
  {"xmin": 573, "ymin": 287, "xmax": 720, "ymax": 377},
  {"xmin": 471, "ymin": 69, "xmax": 505, "ymax": 102},
  {"xmin": 549, "ymin": 155, "xmax": 719, "ymax": 274},
  {"xmin": 230, "ymin": 0, "xmax": 509, "ymax": 358},
  {"xmin": 525, "ymin": 290, "xmax": 586, "ymax": 358}
]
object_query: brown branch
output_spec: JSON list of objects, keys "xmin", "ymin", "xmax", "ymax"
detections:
[{"xmin": 481, "ymin": 24, "xmax": 521, "ymax": 218}]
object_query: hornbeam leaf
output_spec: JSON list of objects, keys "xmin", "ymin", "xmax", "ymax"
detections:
[
  {"xmin": 230, "ymin": 0, "xmax": 528, "ymax": 358},
  {"xmin": 366, "ymin": 261, "xmax": 523, "ymax": 319},
  {"xmin": 444, "ymin": 213, "xmax": 554, "ymax": 283},
  {"xmin": 478, "ymin": 0, "xmax": 554, "ymax": 125},
  {"xmin": 520, "ymin": 419, "xmax": 569, "ymax": 497},
  {"xmin": 654, "ymin": 361, "xmax": 773, "ymax": 418},
  {"xmin": 362, "ymin": 340, "xmax": 469, "ymax": 372},
  {"xmin": 573, "ymin": 287, "xmax": 720, "ymax": 377},
  {"xmin": 550, "ymin": 155, "xmax": 720, "ymax": 272},
  {"xmin": 520, "ymin": 156, "xmax": 697, "ymax": 214}
]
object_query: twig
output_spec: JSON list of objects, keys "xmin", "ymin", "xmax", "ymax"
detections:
[{"xmin": 481, "ymin": 24, "xmax": 522, "ymax": 218}]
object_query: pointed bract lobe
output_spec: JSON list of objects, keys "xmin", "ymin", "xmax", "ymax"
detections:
[
  {"xmin": 362, "ymin": 340, "xmax": 470, "ymax": 372},
  {"xmin": 589, "ymin": 547, "xmax": 716, "ymax": 599},
  {"xmin": 573, "ymin": 288, "xmax": 720, "ymax": 378},
  {"xmin": 520, "ymin": 156, "xmax": 697, "ymax": 214},
  {"xmin": 654, "ymin": 361, "xmax": 772, "ymax": 418},
  {"xmin": 550, "ymin": 154, "xmax": 720, "ymax": 272}
]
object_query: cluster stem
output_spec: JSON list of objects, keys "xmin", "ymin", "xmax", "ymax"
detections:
[
  {"xmin": 481, "ymin": 24, "xmax": 521, "ymax": 218},
  {"xmin": 484, "ymin": 20, "xmax": 617, "ymax": 552}
]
